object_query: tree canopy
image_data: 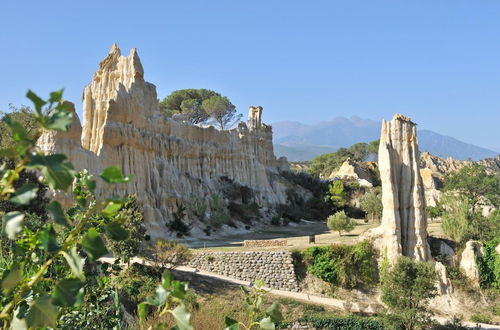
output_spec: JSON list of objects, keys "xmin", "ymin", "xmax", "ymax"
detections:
[
  {"xmin": 308, "ymin": 140, "xmax": 379, "ymax": 177},
  {"xmin": 442, "ymin": 163, "xmax": 499, "ymax": 212},
  {"xmin": 159, "ymin": 89, "xmax": 242, "ymax": 129}
]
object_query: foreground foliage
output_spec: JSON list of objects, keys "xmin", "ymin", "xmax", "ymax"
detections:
[{"xmin": 0, "ymin": 90, "xmax": 141, "ymax": 328}]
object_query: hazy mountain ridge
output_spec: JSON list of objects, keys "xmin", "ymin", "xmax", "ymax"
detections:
[{"xmin": 272, "ymin": 117, "xmax": 498, "ymax": 161}]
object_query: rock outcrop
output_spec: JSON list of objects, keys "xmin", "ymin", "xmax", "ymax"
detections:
[
  {"xmin": 376, "ymin": 114, "xmax": 432, "ymax": 262},
  {"xmin": 37, "ymin": 45, "xmax": 296, "ymax": 239},
  {"xmin": 459, "ymin": 241, "xmax": 484, "ymax": 287},
  {"xmin": 329, "ymin": 158, "xmax": 376, "ymax": 187}
]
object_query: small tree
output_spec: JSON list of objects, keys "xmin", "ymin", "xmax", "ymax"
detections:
[
  {"xmin": 425, "ymin": 205, "xmax": 442, "ymax": 222},
  {"xmin": 327, "ymin": 210, "xmax": 355, "ymax": 236},
  {"xmin": 202, "ymin": 95, "xmax": 242, "ymax": 129},
  {"xmin": 360, "ymin": 189, "xmax": 382, "ymax": 222},
  {"xmin": 325, "ymin": 180, "xmax": 348, "ymax": 209},
  {"xmin": 148, "ymin": 239, "xmax": 191, "ymax": 270},
  {"xmin": 381, "ymin": 257, "xmax": 438, "ymax": 330}
]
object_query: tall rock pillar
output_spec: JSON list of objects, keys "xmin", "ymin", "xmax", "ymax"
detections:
[{"xmin": 378, "ymin": 114, "xmax": 431, "ymax": 262}]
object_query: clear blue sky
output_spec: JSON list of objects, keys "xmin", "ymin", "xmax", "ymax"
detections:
[{"xmin": 1, "ymin": 1, "xmax": 500, "ymax": 151}]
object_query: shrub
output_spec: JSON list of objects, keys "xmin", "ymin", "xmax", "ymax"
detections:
[
  {"xmin": 327, "ymin": 211, "xmax": 355, "ymax": 236},
  {"xmin": 148, "ymin": 239, "xmax": 192, "ymax": 270},
  {"xmin": 167, "ymin": 202, "xmax": 191, "ymax": 237},
  {"xmin": 300, "ymin": 315, "xmax": 384, "ymax": 330},
  {"xmin": 303, "ymin": 242, "xmax": 376, "ymax": 288},
  {"xmin": 114, "ymin": 264, "xmax": 159, "ymax": 313},
  {"xmin": 228, "ymin": 201, "xmax": 259, "ymax": 224},
  {"xmin": 469, "ymin": 313, "xmax": 492, "ymax": 324},
  {"xmin": 58, "ymin": 276, "xmax": 122, "ymax": 330},
  {"xmin": 477, "ymin": 238, "xmax": 500, "ymax": 290},
  {"xmin": 360, "ymin": 189, "xmax": 382, "ymax": 222},
  {"xmin": 107, "ymin": 194, "xmax": 147, "ymax": 262},
  {"xmin": 188, "ymin": 195, "xmax": 208, "ymax": 221},
  {"xmin": 381, "ymin": 257, "xmax": 438, "ymax": 330}
]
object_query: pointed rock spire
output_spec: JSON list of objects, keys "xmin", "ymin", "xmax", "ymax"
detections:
[{"xmin": 378, "ymin": 114, "xmax": 432, "ymax": 263}]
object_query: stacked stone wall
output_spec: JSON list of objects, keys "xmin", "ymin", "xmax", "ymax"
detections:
[
  {"xmin": 243, "ymin": 240, "xmax": 287, "ymax": 248},
  {"xmin": 187, "ymin": 251, "xmax": 299, "ymax": 291}
]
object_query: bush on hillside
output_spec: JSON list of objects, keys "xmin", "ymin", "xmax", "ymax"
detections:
[
  {"xmin": 303, "ymin": 242, "xmax": 376, "ymax": 288},
  {"xmin": 477, "ymin": 238, "xmax": 500, "ymax": 290}
]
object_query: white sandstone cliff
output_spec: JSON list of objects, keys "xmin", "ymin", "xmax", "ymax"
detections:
[{"xmin": 37, "ymin": 45, "xmax": 295, "ymax": 239}]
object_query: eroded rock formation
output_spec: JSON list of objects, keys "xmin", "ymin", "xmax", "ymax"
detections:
[
  {"xmin": 37, "ymin": 45, "xmax": 296, "ymax": 239},
  {"xmin": 329, "ymin": 158, "xmax": 376, "ymax": 187},
  {"xmin": 459, "ymin": 241, "xmax": 484, "ymax": 287},
  {"xmin": 376, "ymin": 114, "xmax": 431, "ymax": 262}
]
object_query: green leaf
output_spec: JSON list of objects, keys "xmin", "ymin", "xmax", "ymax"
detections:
[
  {"xmin": 170, "ymin": 304, "xmax": 193, "ymax": 330},
  {"xmin": 99, "ymin": 165, "xmax": 133, "ymax": 184},
  {"xmin": 146, "ymin": 285, "xmax": 168, "ymax": 306},
  {"xmin": 266, "ymin": 303, "xmax": 283, "ymax": 323},
  {"xmin": 1, "ymin": 264, "xmax": 22, "ymax": 294},
  {"xmin": 26, "ymin": 90, "xmax": 46, "ymax": 116},
  {"xmin": 2, "ymin": 211, "xmax": 24, "ymax": 240},
  {"xmin": 52, "ymin": 278, "xmax": 83, "ymax": 307},
  {"xmin": 25, "ymin": 296, "xmax": 57, "ymax": 328},
  {"xmin": 161, "ymin": 270, "xmax": 174, "ymax": 289},
  {"xmin": 61, "ymin": 247, "xmax": 85, "ymax": 280},
  {"xmin": 259, "ymin": 316, "xmax": 275, "ymax": 330},
  {"xmin": 138, "ymin": 302, "xmax": 148, "ymax": 321},
  {"xmin": 38, "ymin": 226, "xmax": 59, "ymax": 253},
  {"xmin": 10, "ymin": 183, "xmax": 38, "ymax": 205},
  {"xmin": 81, "ymin": 228, "xmax": 108, "ymax": 261},
  {"xmin": 27, "ymin": 153, "xmax": 75, "ymax": 191},
  {"xmin": 224, "ymin": 316, "xmax": 239, "ymax": 330},
  {"xmin": 254, "ymin": 279, "xmax": 265, "ymax": 289},
  {"xmin": 44, "ymin": 108, "xmax": 73, "ymax": 131},
  {"xmin": 84, "ymin": 176, "xmax": 96, "ymax": 192},
  {"xmin": 105, "ymin": 221, "xmax": 129, "ymax": 241},
  {"xmin": 170, "ymin": 280, "xmax": 188, "ymax": 301},
  {"xmin": 48, "ymin": 89, "xmax": 64, "ymax": 103},
  {"xmin": 47, "ymin": 201, "xmax": 69, "ymax": 227},
  {"xmin": 102, "ymin": 200, "xmax": 123, "ymax": 217}
]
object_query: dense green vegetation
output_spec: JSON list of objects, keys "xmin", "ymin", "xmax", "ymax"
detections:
[
  {"xmin": 381, "ymin": 257, "xmax": 438, "ymax": 330},
  {"xmin": 308, "ymin": 140, "xmax": 379, "ymax": 177},
  {"xmin": 303, "ymin": 242, "xmax": 376, "ymax": 289},
  {"xmin": 160, "ymin": 88, "xmax": 242, "ymax": 129},
  {"xmin": 440, "ymin": 164, "xmax": 500, "ymax": 245},
  {"xmin": 299, "ymin": 315, "xmax": 384, "ymax": 330}
]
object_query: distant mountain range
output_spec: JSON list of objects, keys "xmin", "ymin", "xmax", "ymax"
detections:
[{"xmin": 272, "ymin": 116, "xmax": 499, "ymax": 162}]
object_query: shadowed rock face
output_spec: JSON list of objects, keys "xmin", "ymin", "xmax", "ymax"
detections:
[
  {"xmin": 378, "ymin": 114, "xmax": 431, "ymax": 262},
  {"xmin": 37, "ymin": 45, "xmax": 294, "ymax": 239}
]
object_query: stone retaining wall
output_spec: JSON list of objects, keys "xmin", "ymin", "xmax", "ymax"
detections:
[
  {"xmin": 243, "ymin": 239, "xmax": 287, "ymax": 248},
  {"xmin": 187, "ymin": 251, "xmax": 299, "ymax": 291}
]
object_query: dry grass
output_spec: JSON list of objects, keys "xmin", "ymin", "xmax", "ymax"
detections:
[{"xmin": 131, "ymin": 270, "xmax": 341, "ymax": 329}]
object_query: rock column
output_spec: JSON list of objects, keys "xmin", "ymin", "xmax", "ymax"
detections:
[{"xmin": 378, "ymin": 114, "xmax": 431, "ymax": 262}]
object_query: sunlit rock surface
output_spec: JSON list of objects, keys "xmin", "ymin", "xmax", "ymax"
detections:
[
  {"xmin": 38, "ymin": 45, "xmax": 294, "ymax": 239},
  {"xmin": 372, "ymin": 114, "xmax": 432, "ymax": 262}
]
